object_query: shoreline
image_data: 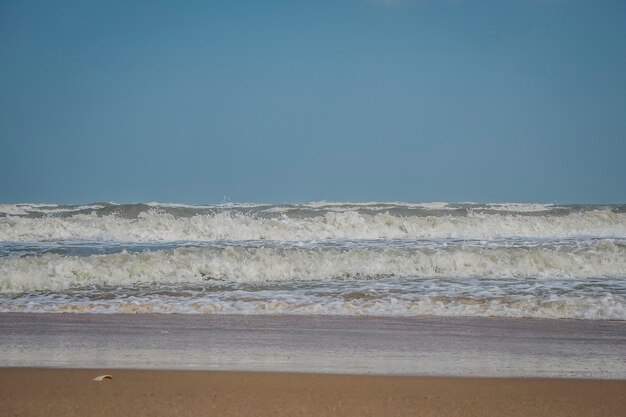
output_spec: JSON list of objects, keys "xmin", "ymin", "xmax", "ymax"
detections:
[
  {"xmin": 2, "ymin": 313, "xmax": 625, "ymax": 378},
  {"xmin": 2, "ymin": 368, "xmax": 625, "ymax": 417}
]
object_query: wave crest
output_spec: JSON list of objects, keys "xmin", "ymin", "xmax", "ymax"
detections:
[
  {"xmin": 2, "ymin": 241, "xmax": 625, "ymax": 292},
  {"xmin": 1, "ymin": 209, "xmax": 625, "ymax": 242}
]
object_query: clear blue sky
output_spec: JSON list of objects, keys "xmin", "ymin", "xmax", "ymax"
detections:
[{"xmin": 1, "ymin": 0, "xmax": 625, "ymax": 204}]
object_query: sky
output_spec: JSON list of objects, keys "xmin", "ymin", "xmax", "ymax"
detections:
[{"xmin": 1, "ymin": 0, "xmax": 625, "ymax": 204}]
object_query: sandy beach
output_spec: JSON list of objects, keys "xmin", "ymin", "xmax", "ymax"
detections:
[
  {"xmin": 2, "ymin": 368, "xmax": 626, "ymax": 417},
  {"xmin": 2, "ymin": 313, "xmax": 626, "ymax": 415}
]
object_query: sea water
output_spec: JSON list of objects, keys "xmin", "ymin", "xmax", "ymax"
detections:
[{"xmin": 1, "ymin": 202, "xmax": 625, "ymax": 319}]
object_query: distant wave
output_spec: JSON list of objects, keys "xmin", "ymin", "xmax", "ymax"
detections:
[{"xmin": 1, "ymin": 204, "xmax": 625, "ymax": 242}]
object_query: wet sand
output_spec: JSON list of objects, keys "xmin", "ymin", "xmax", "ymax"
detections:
[
  {"xmin": 1, "ymin": 313, "xmax": 625, "ymax": 378},
  {"xmin": 1, "ymin": 368, "xmax": 625, "ymax": 417}
]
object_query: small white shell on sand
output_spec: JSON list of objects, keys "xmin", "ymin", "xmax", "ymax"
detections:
[{"xmin": 93, "ymin": 375, "xmax": 113, "ymax": 381}]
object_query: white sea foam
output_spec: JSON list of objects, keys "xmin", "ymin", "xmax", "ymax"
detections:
[
  {"xmin": 1, "ymin": 241, "xmax": 625, "ymax": 293},
  {"xmin": 1, "ymin": 209, "xmax": 625, "ymax": 242},
  {"xmin": 2, "ymin": 282, "xmax": 624, "ymax": 320},
  {"xmin": 0, "ymin": 203, "xmax": 105, "ymax": 216},
  {"xmin": 482, "ymin": 203, "xmax": 556, "ymax": 212},
  {"xmin": 0, "ymin": 205, "xmax": 34, "ymax": 216},
  {"xmin": 0, "ymin": 201, "xmax": 563, "ymax": 217}
]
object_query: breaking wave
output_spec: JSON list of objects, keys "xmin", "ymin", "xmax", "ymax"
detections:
[
  {"xmin": 1, "ymin": 208, "xmax": 625, "ymax": 242},
  {"xmin": 2, "ymin": 240, "xmax": 625, "ymax": 292},
  {"xmin": 2, "ymin": 202, "xmax": 625, "ymax": 320}
]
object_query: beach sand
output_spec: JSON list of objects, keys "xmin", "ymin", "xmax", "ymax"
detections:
[
  {"xmin": 2, "ymin": 368, "xmax": 626, "ymax": 417},
  {"xmin": 2, "ymin": 313, "xmax": 625, "ymax": 416}
]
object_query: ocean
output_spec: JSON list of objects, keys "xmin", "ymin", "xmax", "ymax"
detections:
[{"xmin": 1, "ymin": 201, "xmax": 625, "ymax": 320}]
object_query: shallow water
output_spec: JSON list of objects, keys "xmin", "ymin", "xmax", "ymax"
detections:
[{"xmin": 2, "ymin": 313, "xmax": 625, "ymax": 378}]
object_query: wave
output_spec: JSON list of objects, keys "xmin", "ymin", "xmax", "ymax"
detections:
[
  {"xmin": 2, "ymin": 276, "xmax": 624, "ymax": 319},
  {"xmin": 2, "ymin": 241, "xmax": 625, "ymax": 292},
  {"xmin": 1, "ymin": 208, "xmax": 626, "ymax": 242},
  {"xmin": 3, "ymin": 292, "xmax": 623, "ymax": 320},
  {"xmin": 0, "ymin": 201, "xmax": 609, "ymax": 219},
  {"xmin": 0, "ymin": 201, "xmax": 556, "ymax": 214}
]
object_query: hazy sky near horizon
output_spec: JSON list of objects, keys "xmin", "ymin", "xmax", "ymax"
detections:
[{"xmin": 1, "ymin": 0, "xmax": 625, "ymax": 204}]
